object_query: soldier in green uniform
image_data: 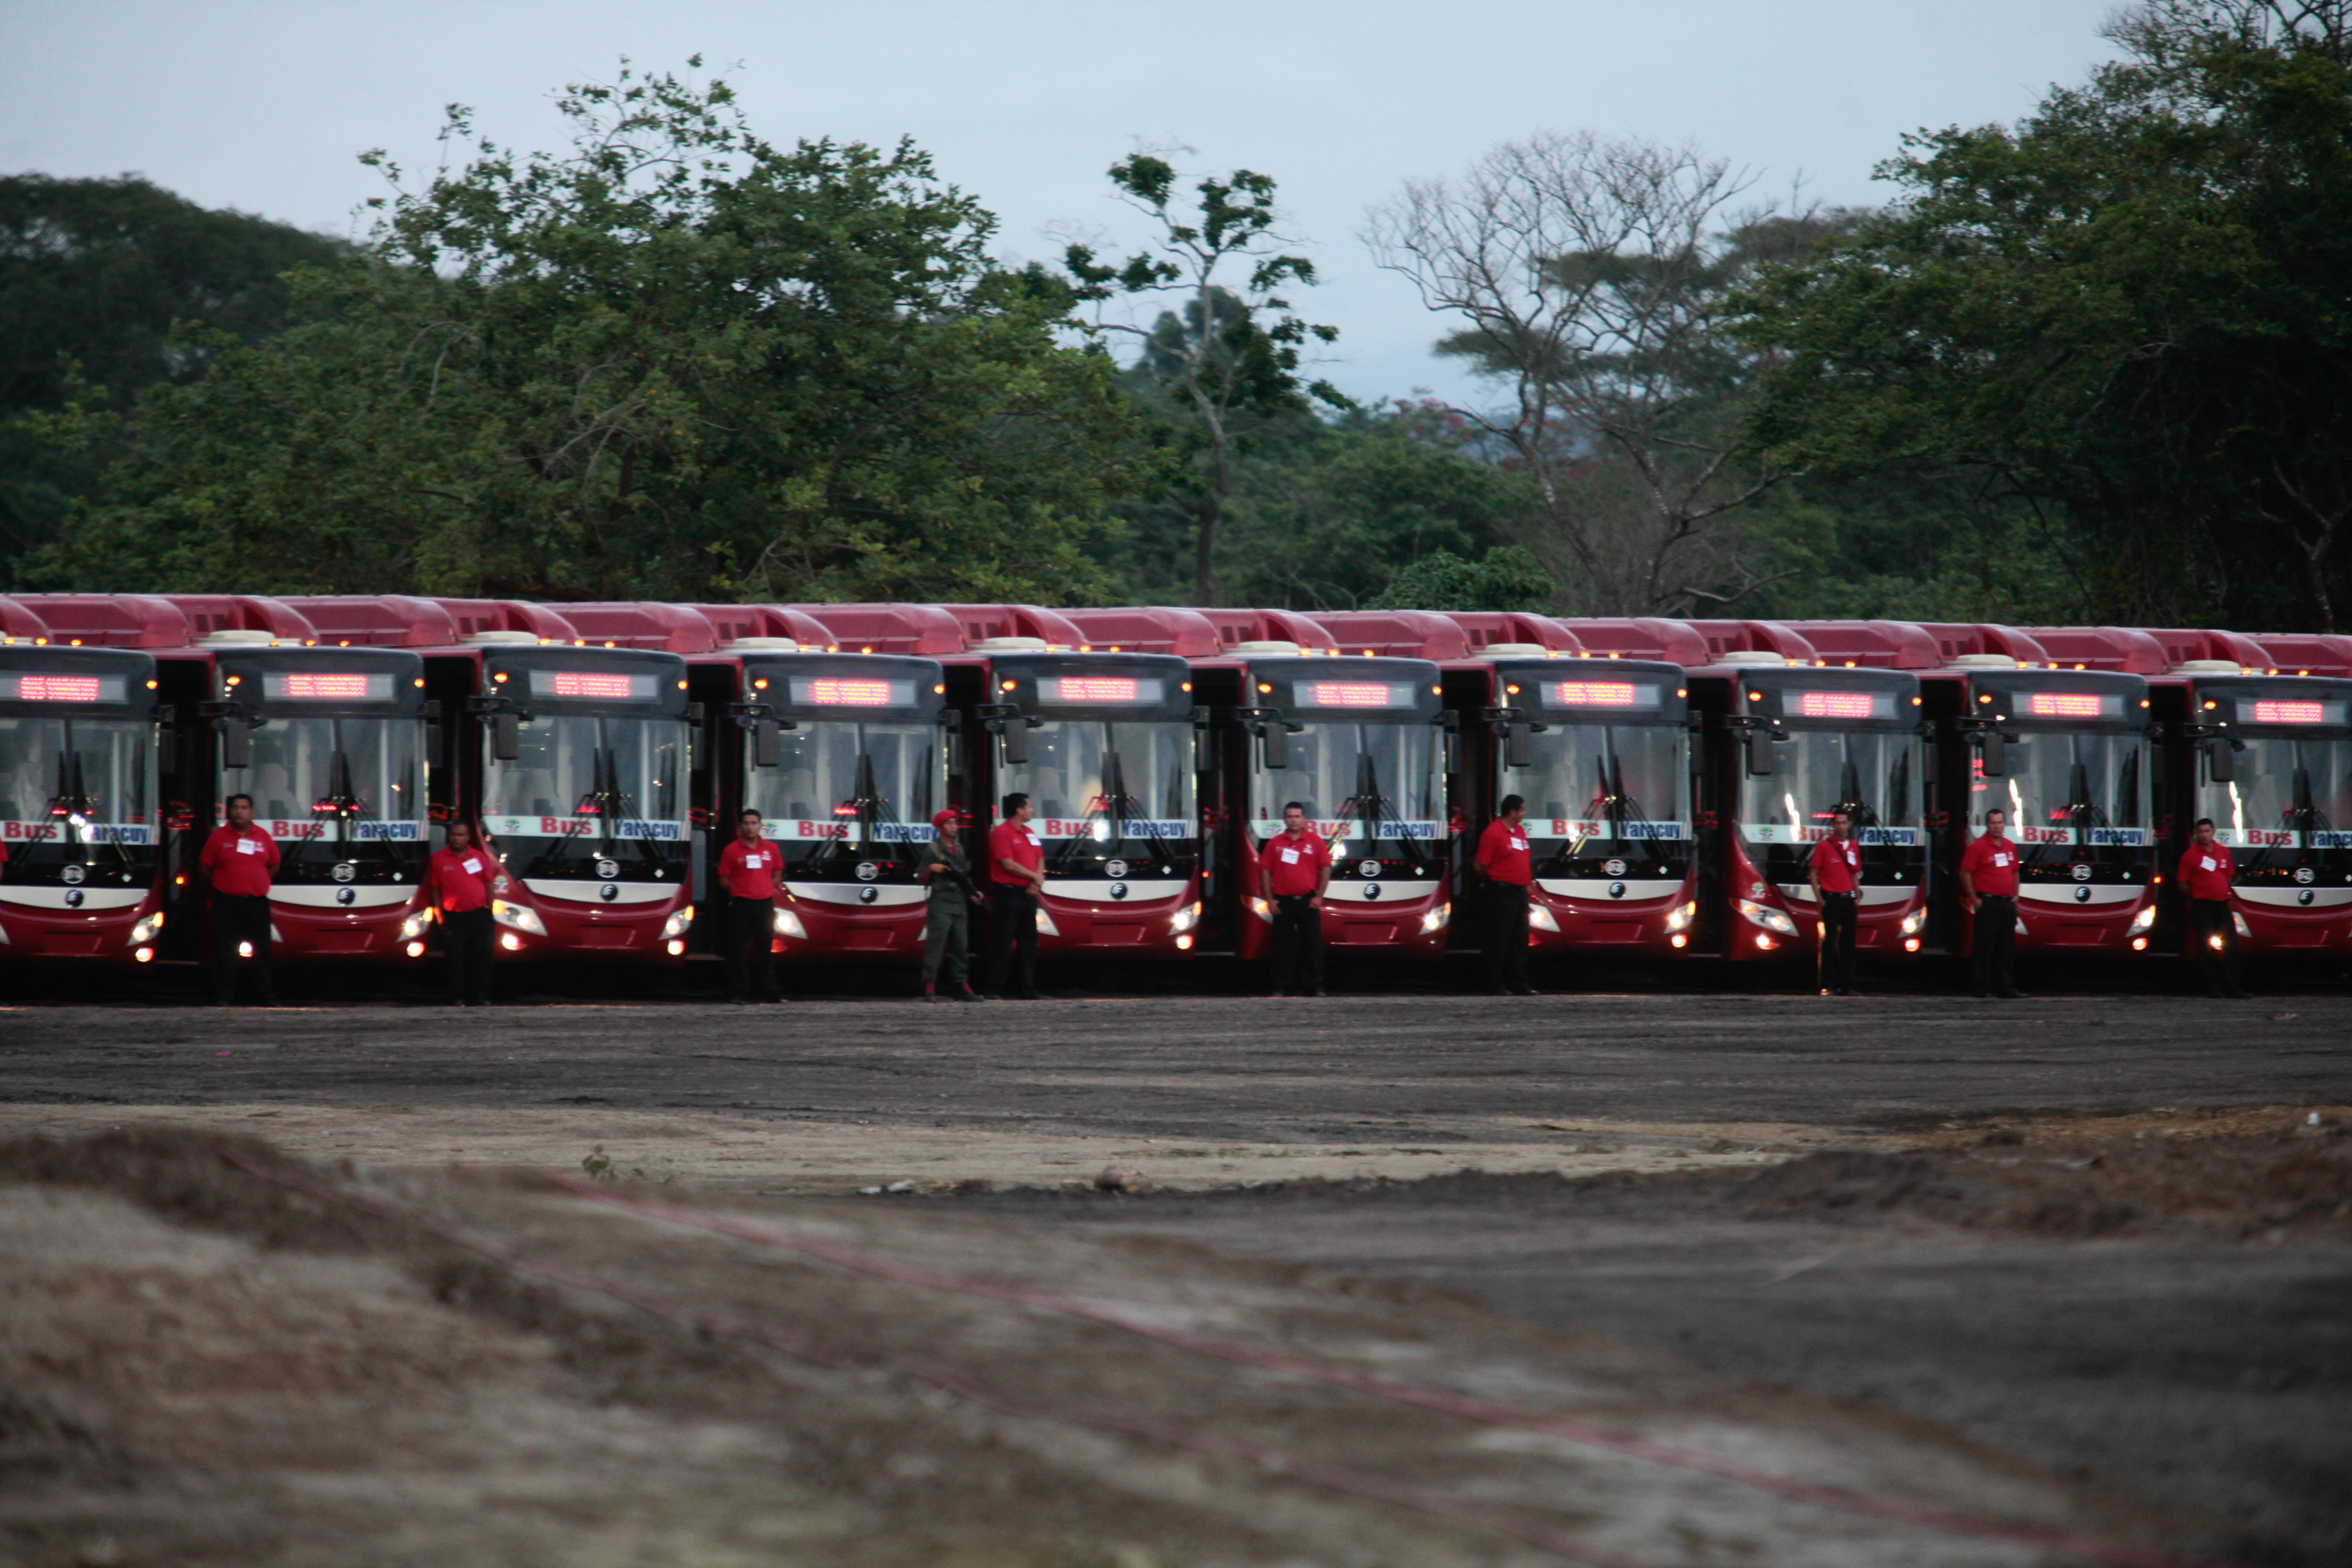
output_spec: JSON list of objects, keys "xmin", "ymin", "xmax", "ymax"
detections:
[{"xmin": 917, "ymin": 807, "xmax": 987, "ymax": 1001}]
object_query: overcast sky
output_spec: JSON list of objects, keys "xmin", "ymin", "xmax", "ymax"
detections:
[{"xmin": 2, "ymin": 1, "xmax": 2122, "ymax": 407}]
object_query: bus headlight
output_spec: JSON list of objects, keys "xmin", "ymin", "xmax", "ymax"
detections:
[
  {"xmin": 1035, "ymin": 908, "xmax": 1060, "ymax": 936},
  {"xmin": 1250, "ymin": 897, "xmax": 1274, "ymax": 922},
  {"xmin": 1169, "ymin": 901, "xmax": 1202, "ymax": 936},
  {"xmin": 1664, "ymin": 900, "xmax": 1696, "ymax": 933},
  {"xmin": 129, "ymin": 913, "xmax": 164, "ymax": 944},
  {"xmin": 398, "ymin": 913, "xmax": 428, "ymax": 942},
  {"xmin": 1899, "ymin": 908, "xmax": 1925, "ymax": 936},
  {"xmin": 2129, "ymin": 905, "xmax": 2157, "ymax": 934},
  {"xmin": 1527, "ymin": 904, "xmax": 1560, "ymax": 933},
  {"xmin": 1736, "ymin": 899, "xmax": 1799, "ymax": 938},
  {"xmin": 491, "ymin": 900, "xmax": 546, "ymax": 936},
  {"xmin": 2233, "ymin": 911, "xmax": 2252, "ymax": 939},
  {"xmin": 1419, "ymin": 903, "xmax": 1450, "ymax": 934},
  {"xmin": 661, "ymin": 907, "xmax": 693, "ymax": 940},
  {"xmin": 774, "ymin": 908, "xmax": 807, "ymax": 940}
]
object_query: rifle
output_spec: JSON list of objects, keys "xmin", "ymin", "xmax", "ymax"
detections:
[{"xmin": 925, "ymin": 839, "xmax": 986, "ymax": 902}]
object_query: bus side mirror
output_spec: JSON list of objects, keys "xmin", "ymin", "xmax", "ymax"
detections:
[
  {"xmin": 425, "ymin": 725, "xmax": 443, "ymax": 766},
  {"xmin": 156, "ymin": 725, "xmax": 177, "ymax": 773},
  {"xmin": 2205, "ymin": 737, "xmax": 2234, "ymax": 784},
  {"xmin": 1260, "ymin": 722, "xmax": 1288, "ymax": 770},
  {"xmin": 1505, "ymin": 721, "xmax": 1532, "ymax": 770},
  {"xmin": 1743, "ymin": 729, "xmax": 1772, "ymax": 777},
  {"xmin": 491, "ymin": 713, "xmax": 521, "ymax": 762},
  {"xmin": 220, "ymin": 718, "xmax": 251, "ymax": 770},
  {"xmin": 999, "ymin": 719, "xmax": 1028, "ymax": 766},
  {"xmin": 753, "ymin": 720, "xmax": 781, "ymax": 768},
  {"xmin": 1979, "ymin": 729, "xmax": 2007, "ymax": 777}
]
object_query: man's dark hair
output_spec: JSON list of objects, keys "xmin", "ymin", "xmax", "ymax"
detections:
[
  {"xmin": 1002, "ymin": 792, "xmax": 1030, "ymax": 815},
  {"xmin": 1282, "ymin": 800, "xmax": 1307, "ymax": 815},
  {"xmin": 446, "ymin": 819, "xmax": 472, "ymax": 835},
  {"xmin": 1985, "ymin": 807, "xmax": 2006, "ymax": 819},
  {"xmin": 2195, "ymin": 816, "xmax": 2216, "ymax": 830},
  {"xmin": 738, "ymin": 808, "xmax": 762, "ymax": 822},
  {"xmin": 1499, "ymin": 794, "xmax": 1524, "ymax": 814},
  {"xmin": 224, "ymin": 792, "xmax": 253, "ymax": 809},
  {"xmin": 1830, "ymin": 809, "xmax": 1852, "ymax": 821}
]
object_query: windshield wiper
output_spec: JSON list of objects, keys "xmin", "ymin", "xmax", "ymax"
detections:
[
  {"xmin": 572, "ymin": 737, "xmax": 633, "ymax": 851},
  {"xmin": 1352, "ymin": 748, "xmax": 1429, "ymax": 867},
  {"xmin": 42, "ymin": 723, "xmax": 132, "ymax": 868}
]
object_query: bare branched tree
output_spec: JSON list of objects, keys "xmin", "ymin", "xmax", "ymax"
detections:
[{"xmin": 1366, "ymin": 131, "xmax": 1826, "ymax": 615}]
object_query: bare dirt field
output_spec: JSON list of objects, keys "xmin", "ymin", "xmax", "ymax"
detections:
[{"xmin": 1, "ymin": 993, "xmax": 2346, "ymax": 1566}]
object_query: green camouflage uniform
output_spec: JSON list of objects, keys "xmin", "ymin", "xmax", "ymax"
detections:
[{"xmin": 918, "ymin": 838, "xmax": 975, "ymax": 985}]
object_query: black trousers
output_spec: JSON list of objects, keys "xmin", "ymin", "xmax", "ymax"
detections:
[
  {"xmin": 2191, "ymin": 898, "xmax": 2245, "ymax": 995},
  {"xmin": 1972, "ymin": 895, "xmax": 2017, "ymax": 996},
  {"xmin": 988, "ymin": 884, "xmax": 1039, "ymax": 997},
  {"xmin": 1270, "ymin": 893, "xmax": 1324, "ymax": 994},
  {"xmin": 1485, "ymin": 882, "xmax": 1531, "ymax": 991},
  {"xmin": 444, "ymin": 906, "xmax": 495, "ymax": 1006},
  {"xmin": 209, "ymin": 893, "xmax": 275, "ymax": 1005},
  {"xmin": 722, "ymin": 896, "xmax": 781, "ymax": 1000},
  {"xmin": 1817, "ymin": 891, "xmax": 1857, "ymax": 993}
]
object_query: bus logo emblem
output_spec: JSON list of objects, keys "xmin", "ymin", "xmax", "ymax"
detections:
[
  {"xmin": 2074, "ymin": 886, "xmax": 2092, "ymax": 903},
  {"xmin": 336, "ymin": 887, "xmax": 356, "ymax": 906},
  {"xmin": 598, "ymin": 884, "xmax": 619, "ymax": 902},
  {"xmin": 1363, "ymin": 882, "xmax": 1382, "ymax": 901},
  {"xmin": 1109, "ymin": 883, "xmax": 1128, "ymax": 900},
  {"xmin": 64, "ymin": 889, "xmax": 84, "ymax": 908}
]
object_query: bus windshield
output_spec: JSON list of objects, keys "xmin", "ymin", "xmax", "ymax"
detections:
[
  {"xmin": 230, "ymin": 716, "xmax": 425, "ymax": 871},
  {"xmin": 480, "ymin": 714, "xmax": 688, "ymax": 874},
  {"xmin": 1740, "ymin": 730, "xmax": 1923, "ymax": 865},
  {"xmin": 0, "ymin": 717, "xmax": 155, "ymax": 871},
  {"xmin": 1250, "ymin": 719, "xmax": 1442, "ymax": 861},
  {"xmin": 748, "ymin": 720, "xmax": 941, "ymax": 869},
  {"xmin": 1005, "ymin": 720, "xmax": 1194, "ymax": 870},
  {"xmin": 1505, "ymin": 721, "xmax": 1687, "ymax": 856},
  {"xmin": 2194, "ymin": 733, "xmax": 2352, "ymax": 870},
  {"xmin": 1977, "ymin": 731, "xmax": 2149, "ymax": 866}
]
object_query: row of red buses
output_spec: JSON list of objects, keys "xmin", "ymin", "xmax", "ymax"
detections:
[{"xmin": 3, "ymin": 591, "xmax": 2346, "ymax": 989}]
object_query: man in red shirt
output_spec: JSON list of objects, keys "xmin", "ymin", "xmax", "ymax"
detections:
[
  {"xmin": 985, "ymin": 792, "xmax": 1047, "ymax": 1000},
  {"xmin": 426, "ymin": 819, "xmax": 503, "ymax": 1007},
  {"xmin": 1958, "ymin": 807, "xmax": 2025, "ymax": 999},
  {"xmin": 1806, "ymin": 811, "xmax": 1862, "ymax": 997},
  {"xmin": 1473, "ymin": 793, "xmax": 1536, "ymax": 995},
  {"xmin": 2181, "ymin": 817, "xmax": 2248, "ymax": 998},
  {"xmin": 715, "ymin": 809, "xmax": 785, "ymax": 1004},
  {"xmin": 198, "ymin": 792, "xmax": 280, "ymax": 1006},
  {"xmin": 1257, "ymin": 801, "xmax": 1332, "ymax": 996}
]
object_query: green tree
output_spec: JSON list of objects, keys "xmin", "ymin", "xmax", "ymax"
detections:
[
  {"xmin": 1365, "ymin": 544, "xmax": 1556, "ymax": 612},
  {"xmin": 30, "ymin": 61, "xmax": 1139, "ymax": 600},
  {"xmin": 1739, "ymin": 0, "xmax": 2352, "ymax": 632},
  {"xmin": 0, "ymin": 174, "xmax": 346, "ymax": 578},
  {"xmin": 1066, "ymin": 156, "xmax": 1344, "ymax": 603}
]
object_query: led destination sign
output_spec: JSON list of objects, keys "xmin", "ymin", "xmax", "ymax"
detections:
[
  {"xmin": 527, "ymin": 670, "xmax": 662, "ymax": 702},
  {"xmin": 2, "ymin": 674, "xmax": 127, "ymax": 703},
  {"xmin": 1544, "ymin": 680, "xmax": 1663, "ymax": 710},
  {"xmin": 1793, "ymin": 690, "xmax": 1889, "ymax": 720},
  {"xmin": 1299, "ymin": 681, "xmax": 1415, "ymax": 709},
  {"xmin": 261, "ymin": 672, "xmax": 397, "ymax": 702},
  {"xmin": 2237, "ymin": 698, "xmax": 2347, "ymax": 725},
  {"xmin": 2025, "ymin": 692, "xmax": 2123, "ymax": 719},
  {"xmin": 789, "ymin": 677, "xmax": 914, "ymax": 708},
  {"xmin": 1036, "ymin": 675, "xmax": 1166, "ymax": 705}
]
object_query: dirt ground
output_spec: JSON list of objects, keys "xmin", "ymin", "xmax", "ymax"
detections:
[
  {"xmin": 0, "ymin": 1127, "xmax": 2288, "ymax": 1568},
  {"xmin": 2, "ymin": 995, "xmax": 2346, "ymax": 1565}
]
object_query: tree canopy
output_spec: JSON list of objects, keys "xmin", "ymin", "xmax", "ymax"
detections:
[
  {"xmin": 26, "ymin": 62, "xmax": 1139, "ymax": 601},
  {"xmin": 0, "ymin": 174, "xmax": 346, "ymax": 573},
  {"xmin": 1738, "ymin": 0, "xmax": 2352, "ymax": 632}
]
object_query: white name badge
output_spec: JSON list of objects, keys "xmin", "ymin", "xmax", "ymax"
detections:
[
  {"xmin": 237, "ymin": 838, "xmax": 262, "ymax": 855},
  {"xmin": 1509, "ymin": 835, "xmax": 1527, "ymax": 851},
  {"xmin": 1280, "ymin": 847, "xmax": 1300, "ymax": 864},
  {"xmin": 2201, "ymin": 855, "xmax": 2217, "ymax": 870},
  {"xmin": 462, "ymin": 857, "xmax": 483, "ymax": 874}
]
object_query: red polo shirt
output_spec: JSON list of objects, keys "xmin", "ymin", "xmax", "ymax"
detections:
[
  {"xmin": 1959, "ymin": 834, "xmax": 2020, "ymax": 897},
  {"xmin": 2180, "ymin": 842, "xmax": 2236, "ymax": 901},
  {"xmin": 1474, "ymin": 818, "xmax": 1532, "ymax": 886},
  {"xmin": 718, "ymin": 836, "xmax": 781, "ymax": 899},
  {"xmin": 989, "ymin": 818, "xmax": 1043, "ymax": 886},
  {"xmin": 1258, "ymin": 828, "xmax": 1331, "ymax": 897},
  {"xmin": 1810, "ymin": 834, "xmax": 1861, "ymax": 894},
  {"xmin": 199, "ymin": 823, "xmax": 280, "ymax": 897},
  {"xmin": 427, "ymin": 845, "xmax": 498, "ymax": 913}
]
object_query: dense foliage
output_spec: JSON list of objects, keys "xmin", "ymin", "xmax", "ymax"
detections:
[
  {"xmin": 0, "ymin": 174, "xmax": 346, "ymax": 576},
  {"xmin": 1740, "ymin": 0, "xmax": 2352, "ymax": 632},
  {"xmin": 24, "ymin": 64, "xmax": 1138, "ymax": 601}
]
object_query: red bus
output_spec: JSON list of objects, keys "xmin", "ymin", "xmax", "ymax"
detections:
[{"xmin": 0, "ymin": 599, "xmax": 168, "ymax": 971}]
